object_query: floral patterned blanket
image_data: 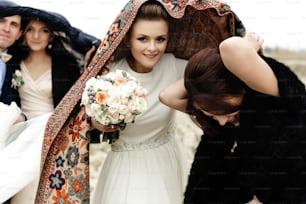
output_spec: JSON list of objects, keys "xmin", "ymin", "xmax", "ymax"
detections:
[{"xmin": 35, "ymin": 0, "xmax": 245, "ymax": 203}]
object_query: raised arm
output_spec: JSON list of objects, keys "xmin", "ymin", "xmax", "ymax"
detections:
[
  {"xmin": 159, "ymin": 78, "xmax": 188, "ymax": 112},
  {"xmin": 219, "ymin": 31, "xmax": 279, "ymax": 97}
]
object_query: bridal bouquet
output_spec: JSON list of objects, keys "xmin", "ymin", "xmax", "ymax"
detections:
[{"xmin": 81, "ymin": 69, "xmax": 148, "ymax": 144}]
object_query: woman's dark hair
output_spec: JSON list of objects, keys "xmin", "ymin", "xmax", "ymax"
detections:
[
  {"xmin": 184, "ymin": 48, "xmax": 245, "ymax": 135},
  {"xmin": 14, "ymin": 18, "xmax": 83, "ymax": 70}
]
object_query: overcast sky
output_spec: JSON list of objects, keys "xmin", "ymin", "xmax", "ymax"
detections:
[{"xmin": 15, "ymin": 0, "xmax": 306, "ymax": 51}]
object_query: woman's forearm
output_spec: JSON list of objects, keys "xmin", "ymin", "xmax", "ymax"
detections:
[{"xmin": 159, "ymin": 78, "xmax": 188, "ymax": 112}]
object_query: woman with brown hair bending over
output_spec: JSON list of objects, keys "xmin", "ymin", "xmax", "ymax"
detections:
[{"xmin": 160, "ymin": 31, "xmax": 306, "ymax": 203}]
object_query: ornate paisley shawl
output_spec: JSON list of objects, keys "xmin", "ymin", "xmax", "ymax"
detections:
[{"xmin": 35, "ymin": 0, "xmax": 245, "ymax": 203}]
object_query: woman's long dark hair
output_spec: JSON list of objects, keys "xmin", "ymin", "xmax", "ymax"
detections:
[
  {"xmin": 13, "ymin": 18, "xmax": 83, "ymax": 71},
  {"xmin": 184, "ymin": 48, "xmax": 245, "ymax": 135}
]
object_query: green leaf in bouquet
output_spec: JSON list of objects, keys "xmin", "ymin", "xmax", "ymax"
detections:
[{"xmin": 103, "ymin": 131, "xmax": 119, "ymax": 144}]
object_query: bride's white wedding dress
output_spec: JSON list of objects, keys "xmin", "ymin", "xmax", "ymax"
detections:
[
  {"xmin": 91, "ymin": 54, "xmax": 189, "ymax": 204},
  {"xmin": 0, "ymin": 63, "xmax": 53, "ymax": 203}
]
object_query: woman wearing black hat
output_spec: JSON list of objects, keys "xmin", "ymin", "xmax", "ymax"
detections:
[{"xmin": 10, "ymin": 16, "xmax": 82, "ymax": 203}]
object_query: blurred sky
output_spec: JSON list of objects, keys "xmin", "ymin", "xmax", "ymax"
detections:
[{"xmin": 14, "ymin": 0, "xmax": 306, "ymax": 51}]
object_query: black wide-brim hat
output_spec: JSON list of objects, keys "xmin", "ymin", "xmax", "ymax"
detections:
[
  {"xmin": 0, "ymin": 0, "xmax": 71, "ymax": 33},
  {"xmin": 0, "ymin": 0, "xmax": 100, "ymax": 54},
  {"xmin": 0, "ymin": 0, "xmax": 23, "ymax": 17}
]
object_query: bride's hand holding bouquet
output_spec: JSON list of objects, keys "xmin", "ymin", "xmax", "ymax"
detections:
[{"xmin": 81, "ymin": 69, "xmax": 148, "ymax": 144}]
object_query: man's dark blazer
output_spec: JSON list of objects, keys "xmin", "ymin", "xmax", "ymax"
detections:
[{"xmin": 0, "ymin": 52, "xmax": 18, "ymax": 105}]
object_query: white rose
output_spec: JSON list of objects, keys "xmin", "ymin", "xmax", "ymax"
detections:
[
  {"xmin": 124, "ymin": 112, "xmax": 135, "ymax": 123},
  {"xmin": 81, "ymin": 93, "xmax": 89, "ymax": 106},
  {"xmin": 15, "ymin": 70, "xmax": 22, "ymax": 77}
]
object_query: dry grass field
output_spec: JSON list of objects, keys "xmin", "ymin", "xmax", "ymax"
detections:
[
  {"xmin": 89, "ymin": 48, "xmax": 306, "ymax": 191},
  {"xmin": 265, "ymin": 49, "xmax": 306, "ymax": 83}
]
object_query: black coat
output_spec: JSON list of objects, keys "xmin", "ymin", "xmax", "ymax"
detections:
[
  {"xmin": 0, "ymin": 49, "xmax": 18, "ymax": 104},
  {"xmin": 184, "ymin": 57, "xmax": 306, "ymax": 204}
]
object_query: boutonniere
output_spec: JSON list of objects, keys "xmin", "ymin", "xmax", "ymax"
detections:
[{"xmin": 11, "ymin": 69, "xmax": 24, "ymax": 89}]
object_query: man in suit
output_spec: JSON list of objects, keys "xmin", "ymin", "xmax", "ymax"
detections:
[
  {"xmin": 0, "ymin": 20, "xmax": 19, "ymax": 204},
  {"xmin": 0, "ymin": 1, "xmax": 27, "ymax": 128},
  {"xmin": 0, "ymin": 2, "xmax": 24, "ymax": 203},
  {"xmin": 0, "ymin": 0, "xmax": 22, "ymax": 104}
]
